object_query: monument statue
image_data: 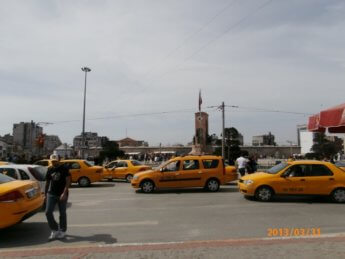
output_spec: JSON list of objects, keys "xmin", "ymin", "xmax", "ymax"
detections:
[{"xmin": 190, "ymin": 91, "xmax": 212, "ymax": 155}]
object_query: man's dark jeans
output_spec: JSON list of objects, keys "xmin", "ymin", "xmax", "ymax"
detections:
[
  {"xmin": 45, "ymin": 193, "xmax": 67, "ymax": 232},
  {"xmin": 239, "ymin": 168, "xmax": 246, "ymax": 177}
]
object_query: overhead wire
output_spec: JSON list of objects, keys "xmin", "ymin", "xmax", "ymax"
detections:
[
  {"xmin": 145, "ymin": 0, "xmax": 274, "ymax": 82},
  {"xmin": 141, "ymin": 0, "xmax": 239, "ymax": 79},
  {"xmin": 45, "ymin": 104, "xmax": 311, "ymax": 126}
]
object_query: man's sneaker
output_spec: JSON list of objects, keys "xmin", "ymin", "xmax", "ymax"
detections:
[
  {"xmin": 57, "ymin": 231, "xmax": 66, "ymax": 239},
  {"xmin": 48, "ymin": 231, "xmax": 59, "ymax": 241}
]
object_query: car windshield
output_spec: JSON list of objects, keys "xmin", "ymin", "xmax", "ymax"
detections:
[
  {"xmin": 335, "ymin": 161, "xmax": 345, "ymax": 167},
  {"xmin": 265, "ymin": 163, "xmax": 289, "ymax": 174},
  {"xmin": 84, "ymin": 161, "xmax": 93, "ymax": 167},
  {"xmin": 131, "ymin": 160, "xmax": 142, "ymax": 166},
  {"xmin": 29, "ymin": 166, "xmax": 47, "ymax": 181},
  {"xmin": 0, "ymin": 173, "xmax": 14, "ymax": 184}
]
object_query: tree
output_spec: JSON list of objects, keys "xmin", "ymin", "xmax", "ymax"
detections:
[
  {"xmin": 311, "ymin": 133, "xmax": 343, "ymax": 159},
  {"xmin": 97, "ymin": 138, "xmax": 124, "ymax": 164},
  {"xmin": 214, "ymin": 127, "xmax": 242, "ymax": 165}
]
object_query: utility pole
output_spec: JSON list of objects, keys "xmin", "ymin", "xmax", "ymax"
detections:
[
  {"xmin": 221, "ymin": 102, "xmax": 225, "ymax": 159},
  {"xmin": 81, "ymin": 66, "xmax": 91, "ymax": 159}
]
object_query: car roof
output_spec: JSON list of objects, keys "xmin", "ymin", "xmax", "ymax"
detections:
[
  {"xmin": 288, "ymin": 160, "xmax": 333, "ymax": 165},
  {"xmin": 173, "ymin": 155, "xmax": 222, "ymax": 160},
  {"xmin": 0, "ymin": 164, "xmax": 43, "ymax": 169},
  {"xmin": 61, "ymin": 159, "xmax": 84, "ymax": 162}
]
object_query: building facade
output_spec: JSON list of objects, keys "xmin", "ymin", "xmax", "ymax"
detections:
[
  {"xmin": 116, "ymin": 137, "xmax": 148, "ymax": 147},
  {"xmin": 252, "ymin": 132, "xmax": 276, "ymax": 146},
  {"xmin": 13, "ymin": 121, "xmax": 43, "ymax": 158},
  {"xmin": 43, "ymin": 135, "xmax": 62, "ymax": 155}
]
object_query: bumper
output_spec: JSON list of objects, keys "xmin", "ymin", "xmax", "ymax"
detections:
[
  {"xmin": 131, "ymin": 180, "xmax": 140, "ymax": 188},
  {"xmin": 0, "ymin": 195, "xmax": 44, "ymax": 229},
  {"xmin": 238, "ymin": 182, "xmax": 255, "ymax": 196}
]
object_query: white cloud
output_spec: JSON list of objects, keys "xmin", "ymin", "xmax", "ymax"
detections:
[{"xmin": 0, "ymin": 0, "xmax": 344, "ymax": 145}]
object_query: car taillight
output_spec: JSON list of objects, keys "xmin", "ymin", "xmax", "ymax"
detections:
[{"xmin": 0, "ymin": 191, "xmax": 24, "ymax": 203}]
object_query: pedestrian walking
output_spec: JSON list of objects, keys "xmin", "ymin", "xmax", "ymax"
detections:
[
  {"xmin": 236, "ymin": 154, "xmax": 248, "ymax": 177},
  {"xmin": 246, "ymin": 156, "xmax": 257, "ymax": 174},
  {"xmin": 45, "ymin": 159, "xmax": 71, "ymax": 241}
]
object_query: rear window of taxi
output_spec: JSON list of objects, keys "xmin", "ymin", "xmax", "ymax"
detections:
[{"xmin": 202, "ymin": 159, "xmax": 219, "ymax": 169}]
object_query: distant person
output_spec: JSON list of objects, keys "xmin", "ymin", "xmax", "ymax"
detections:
[
  {"xmin": 45, "ymin": 159, "xmax": 71, "ymax": 241},
  {"xmin": 246, "ymin": 156, "xmax": 257, "ymax": 174},
  {"xmin": 236, "ymin": 155, "xmax": 248, "ymax": 177}
]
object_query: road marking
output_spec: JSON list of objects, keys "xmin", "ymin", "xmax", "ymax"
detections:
[
  {"xmin": 69, "ymin": 220, "xmax": 159, "ymax": 228},
  {"xmin": 0, "ymin": 233, "xmax": 345, "ymax": 257},
  {"xmin": 3, "ymin": 232, "xmax": 345, "ymax": 257}
]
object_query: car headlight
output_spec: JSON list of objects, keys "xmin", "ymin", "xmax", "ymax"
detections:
[
  {"xmin": 244, "ymin": 179, "xmax": 254, "ymax": 185},
  {"xmin": 133, "ymin": 175, "xmax": 139, "ymax": 180}
]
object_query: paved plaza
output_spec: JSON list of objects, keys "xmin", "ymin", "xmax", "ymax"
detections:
[{"xmin": 1, "ymin": 181, "xmax": 345, "ymax": 258}]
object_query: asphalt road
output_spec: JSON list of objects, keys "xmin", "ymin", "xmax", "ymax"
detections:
[{"xmin": 1, "ymin": 181, "xmax": 345, "ymax": 258}]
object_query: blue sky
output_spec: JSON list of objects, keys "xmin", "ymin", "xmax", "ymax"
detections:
[{"xmin": 0, "ymin": 0, "xmax": 344, "ymax": 146}]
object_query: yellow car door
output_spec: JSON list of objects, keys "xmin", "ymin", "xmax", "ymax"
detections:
[
  {"xmin": 271, "ymin": 165, "xmax": 307, "ymax": 195},
  {"xmin": 303, "ymin": 164, "xmax": 335, "ymax": 195},
  {"xmin": 115, "ymin": 161, "xmax": 129, "ymax": 179},
  {"xmin": 66, "ymin": 162, "xmax": 82, "ymax": 182},
  {"xmin": 177, "ymin": 159, "xmax": 203, "ymax": 187},
  {"xmin": 158, "ymin": 160, "xmax": 181, "ymax": 188}
]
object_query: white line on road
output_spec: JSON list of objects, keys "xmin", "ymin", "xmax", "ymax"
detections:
[{"xmin": 69, "ymin": 220, "xmax": 159, "ymax": 228}]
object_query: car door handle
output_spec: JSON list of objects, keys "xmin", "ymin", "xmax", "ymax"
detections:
[
  {"xmin": 198, "ymin": 171, "xmax": 203, "ymax": 174},
  {"xmin": 176, "ymin": 173, "xmax": 180, "ymax": 176},
  {"xmin": 300, "ymin": 179, "xmax": 306, "ymax": 181},
  {"xmin": 329, "ymin": 178, "xmax": 335, "ymax": 181}
]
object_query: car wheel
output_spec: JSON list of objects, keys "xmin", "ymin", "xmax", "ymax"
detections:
[
  {"xmin": 332, "ymin": 188, "xmax": 345, "ymax": 203},
  {"xmin": 141, "ymin": 180, "xmax": 154, "ymax": 193},
  {"xmin": 125, "ymin": 174, "xmax": 133, "ymax": 183},
  {"xmin": 255, "ymin": 186, "xmax": 273, "ymax": 202},
  {"xmin": 78, "ymin": 177, "xmax": 91, "ymax": 187},
  {"xmin": 205, "ymin": 179, "xmax": 220, "ymax": 192}
]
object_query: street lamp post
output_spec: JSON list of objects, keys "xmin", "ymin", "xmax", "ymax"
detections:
[{"xmin": 81, "ymin": 66, "xmax": 91, "ymax": 159}]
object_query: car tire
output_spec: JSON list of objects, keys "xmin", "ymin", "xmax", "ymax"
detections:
[
  {"xmin": 78, "ymin": 177, "xmax": 91, "ymax": 187},
  {"xmin": 205, "ymin": 178, "xmax": 220, "ymax": 192},
  {"xmin": 255, "ymin": 186, "xmax": 273, "ymax": 202},
  {"xmin": 125, "ymin": 174, "xmax": 133, "ymax": 183},
  {"xmin": 331, "ymin": 188, "xmax": 345, "ymax": 203},
  {"xmin": 140, "ymin": 180, "xmax": 155, "ymax": 193}
]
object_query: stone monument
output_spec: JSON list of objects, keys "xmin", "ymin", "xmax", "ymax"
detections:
[{"xmin": 190, "ymin": 92, "xmax": 212, "ymax": 155}]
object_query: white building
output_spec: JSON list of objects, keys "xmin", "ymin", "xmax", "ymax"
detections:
[
  {"xmin": 297, "ymin": 124, "xmax": 316, "ymax": 155},
  {"xmin": 0, "ymin": 141, "xmax": 9, "ymax": 159},
  {"xmin": 53, "ymin": 143, "xmax": 74, "ymax": 159}
]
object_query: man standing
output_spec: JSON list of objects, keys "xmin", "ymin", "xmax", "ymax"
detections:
[
  {"xmin": 236, "ymin": 154, "xmax": 248, "ymax": 177},
  {"xmin": 45, "ymin": 158, "xmax": 71, "ymax": 241}
]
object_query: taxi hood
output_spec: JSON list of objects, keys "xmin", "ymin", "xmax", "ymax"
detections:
[
  {"xmin": 240, "ymin": 172, "xmax": 276, "ymax": 181},
  {"xmin": 135, "ymin": 169, "xmax": 155, "ymax": 178}
]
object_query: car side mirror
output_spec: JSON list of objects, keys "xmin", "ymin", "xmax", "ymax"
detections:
[
  {"xmin": 281, "ymin": 174, "xmax": 287, "ymax": 178},
  {"xmin": 160, "ymin": 168, "xmax": 164, "ymax": 172}
]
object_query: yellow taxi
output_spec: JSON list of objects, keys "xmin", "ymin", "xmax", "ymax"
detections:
[
  {"xmin": 131, "ymin": 155, "xmax": 236, "ymax": 193},
  {"xmin": 0, "ymin": 161, "xmax": 10, "ymax": 165},
  {"xmin": 0, "ymin": 173, "xmax": 44, "ymax": 229},
  {"xmin": 34, "ymin": 159, "xmax": 53, "ymax": 168},
  {"xmin": 61, "ymin": 159, "xmax": 103, "ymax": 187},
  {"xmin": 238, "ymin": 160, "xmax": 345, "ymax": 202},
  {"xmin": 103, "ymin": 160, "xmax": 151, "ymax": 182}
]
